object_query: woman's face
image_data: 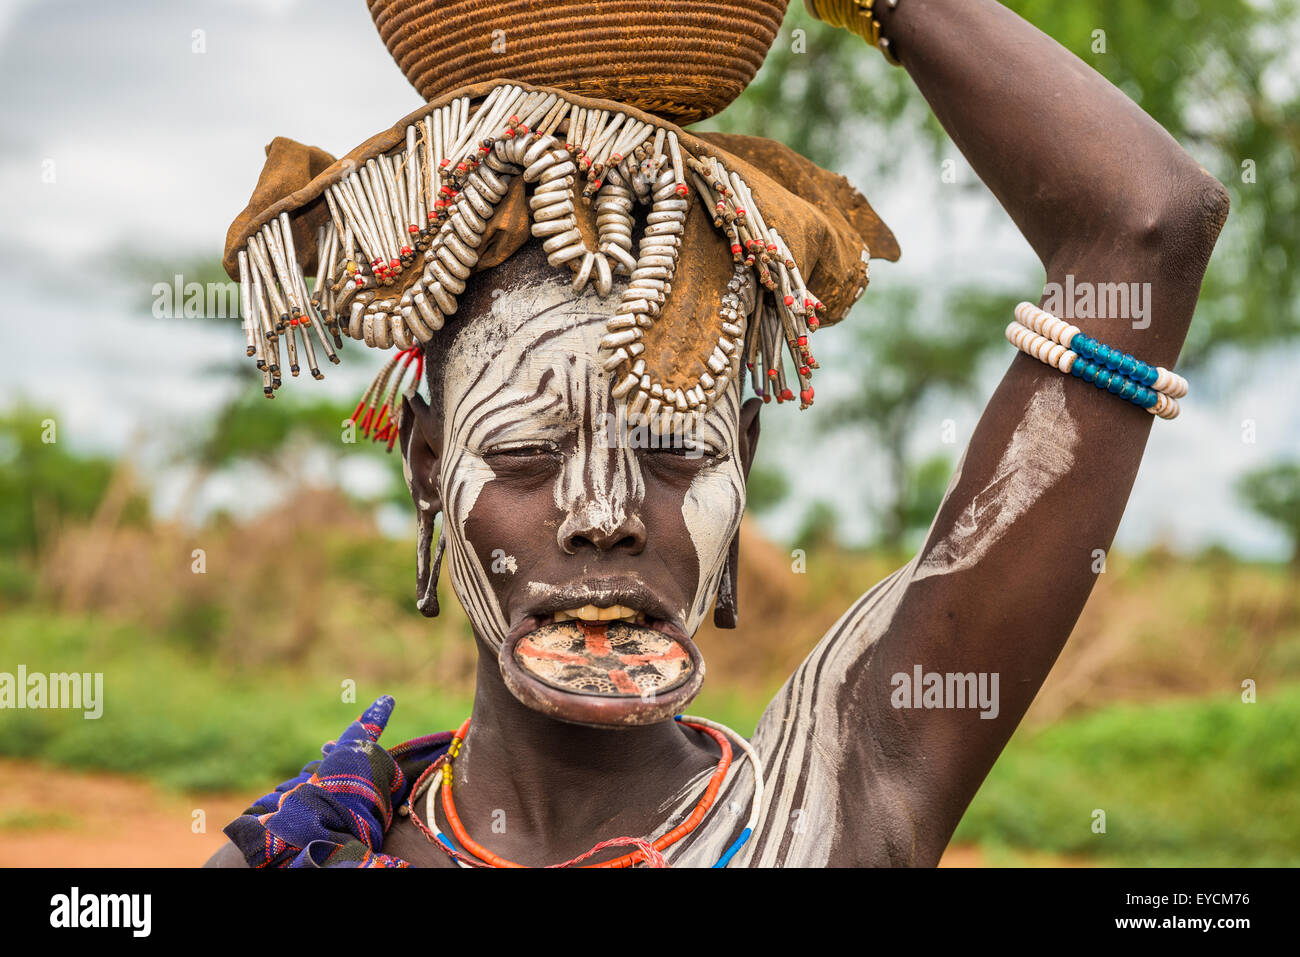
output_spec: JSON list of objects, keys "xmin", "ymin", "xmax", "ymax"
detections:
[{"xmin": 403, "ymin": 252, "xmax": 760, "ymax": 660}]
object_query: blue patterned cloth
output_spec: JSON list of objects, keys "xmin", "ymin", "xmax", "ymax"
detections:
[{"xmin": 223, "ymin": 696, "xmax": 451, "ymax": 867}]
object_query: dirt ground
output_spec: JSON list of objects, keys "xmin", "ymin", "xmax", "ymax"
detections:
[
  {"xmin": 0, "ymin": 757, "xmax": 1039, "ymax": 867},
  {"xmin": 0, "ymin": 758, "xmax": 250, "ymax": 867}
]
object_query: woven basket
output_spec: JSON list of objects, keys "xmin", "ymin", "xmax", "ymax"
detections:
[{"xmin": 367, "ymin": 0, "xmax": 790, "ymax": 125}]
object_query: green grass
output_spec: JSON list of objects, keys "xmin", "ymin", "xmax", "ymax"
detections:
[
  {"xmin": 0, "ymin": 808, "xmax": 80, "ymax": 833},
  {"xmin": 954, "ymin": 685, "xmax": 1300, "ymax": 866},
  {"xmin": 0, "ymin": 612, "xmax": 475, "ymax": 793}
]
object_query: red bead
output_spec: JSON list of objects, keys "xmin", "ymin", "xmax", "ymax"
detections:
[
  {"xmin": 783, "ymin": 295, "xmax": 794, "ymax": 306},
  {"xmin": 797, "ymin": 335, "xmax": 807, "ymax": 346},
  {"xmin": 767, "ymin": 369, "xmax": 777, "ymax": 379},
  {"xmin": 408, "ymin": 224, "xmax": 419, "ymax": 233},
  {"xmin": 400, "ymin": 246, "xmax": 412, "ymax": 256},
  {"xmin": 808, "ymin": 318, "xmax": 820, "ymax": 330},
  {"xmin": 675, "ymin": 184, "xmax": 688, "ymax": 196},
  {"xmin": 390, "ymin": 258, "xmax": 400, "ymax": 269},
  {"xmin": 799, "ymin": 366, "xmax": 810, "ymax": 376},
  {"xmin": 780, "ymin": 388, "xmax": 793, "ymax": 401},
  {"xmin": 800, "ymin": 388, "xmax": 814, "ymax": 403},
  {"xmin": 731, "ymin": 243, "xmax": 742, "ymax": 255}
]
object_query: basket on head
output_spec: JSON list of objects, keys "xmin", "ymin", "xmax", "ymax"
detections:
[{"xmin": 367, "ymin": 0, "xmax": 791, "ymax": 125}]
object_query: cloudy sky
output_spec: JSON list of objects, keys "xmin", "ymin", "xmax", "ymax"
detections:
[{"xmin": 1, "ymin": 0, "xmax": 1295, "ymax": 557}]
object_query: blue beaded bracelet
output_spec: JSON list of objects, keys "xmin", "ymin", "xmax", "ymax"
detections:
[
  {"xmin": 1007, "ymin": 305, "xmax": 1185, "ymax": 420},
  {"xmin": 1013, "ymin": 302, "xmax": 1189, "ymax": 400},
  {"xmin": 1068, "ymin": 355, "xmax": 1160, "ymax": 410},
  {"xmin": 1068, "ymin": 334, "xmax": 1161, "ymax": 390}
]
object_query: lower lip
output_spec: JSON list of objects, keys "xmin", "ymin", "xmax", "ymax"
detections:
[{"xmin": 499, "ymin": 619, "xmax": 705, "ymax": 728}]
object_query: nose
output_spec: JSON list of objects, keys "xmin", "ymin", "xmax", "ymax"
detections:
[{"xmin": 558, "ymin": 505, "xmax": 646, "ymax": 555}]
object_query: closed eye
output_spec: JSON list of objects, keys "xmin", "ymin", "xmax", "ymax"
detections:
[
  {"xmin": 482, "ymin": 441, "xmax": 560, "ymax": 458},
  {"xmin": 640, "ymin": 435, "xmax": 726, "ymax": 462},
  {"xmin": 651, "ymin": 438, "xmax": 702, "ymax": 456}
]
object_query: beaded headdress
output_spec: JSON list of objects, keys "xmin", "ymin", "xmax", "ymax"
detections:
[{"xmin": 222, "ymin": 3, "xmax": 899, "ymax": 441}]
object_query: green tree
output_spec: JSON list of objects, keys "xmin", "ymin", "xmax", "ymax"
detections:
[
  {"xmin": 795, "ymin": 499, "xmax": 841, "ymax": 551},
  {"xmin": 1237, "ymin": 462, "xmax": 1300, "ymax": 565},
  {"xmin": 0, "ymin": 407, "xmax": 148, "ymax": 558},
  {"xmin": 819, "ymin": 284, "xmax": 1006, "ymax": 549},
  {"xmin": 744, "ymin": 462, "xmax": 790, "ymax": 516},
  {"xmin": 175, "ymin": 379, "xmax": 409, "ymax": 517},
  {"xmin": 898, "ymin": 453, "xmax": 957, "ymax": 551}
]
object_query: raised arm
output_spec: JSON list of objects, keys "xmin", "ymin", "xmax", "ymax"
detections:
[
  {"xmin": 749, "ymin": 1, "xmax": 1229, "ymax": 866},
  {"xmin": 873, "ymin": 0, "xmax": 1228, "ymax": 270}
]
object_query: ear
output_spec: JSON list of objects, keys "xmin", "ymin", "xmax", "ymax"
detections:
[
  {"xmin": 399, "ymin": 390, "xmax": 445, "ymax": 617},
  {"xmin": 398, "ymin": 390, "xmax": 443, "ymax": 515},
  {"xmin": 714, "ymin": 397, "xmax": 762, "ymax": 629}
]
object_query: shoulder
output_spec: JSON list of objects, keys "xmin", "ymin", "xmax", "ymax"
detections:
[
  {"xmin": 381, "ymin": 813, "xmax": 458, "ymax": 867},
  {"xmin": 203, "ymin": 841, "xmax": 251, "ymax": 868}
]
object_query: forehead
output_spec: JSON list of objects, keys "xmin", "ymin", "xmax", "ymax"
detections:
[
  {"xmin": 442, "ymin": 274, "xmax": 612, "ymax": 408},
  {"xmin": 437, "ymin": 271, "xmax": 744, "ymax": 452}
]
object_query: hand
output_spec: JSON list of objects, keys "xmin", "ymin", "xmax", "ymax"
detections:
[{"xmin": 222, "ymin": 695, "xmax": 413, "ymax": 867}]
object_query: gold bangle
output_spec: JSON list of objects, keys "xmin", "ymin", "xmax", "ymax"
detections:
[{"xmin": 804, "ymin": 0, "xmax": 902, "ymax": 65}]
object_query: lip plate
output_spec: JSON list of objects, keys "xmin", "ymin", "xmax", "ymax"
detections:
[{"xmin": 500, "ymin": 618, "xmax": 704, "ymax": 729}]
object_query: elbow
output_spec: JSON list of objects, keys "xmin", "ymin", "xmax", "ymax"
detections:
[{"xmin": 1125, "ymin": 167, "xmax": 1231, "ymax": 283}]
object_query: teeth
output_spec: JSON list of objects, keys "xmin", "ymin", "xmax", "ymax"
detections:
[{"xmin": 553, "ymin": 604, "xmax": 639, "ymax": 623}]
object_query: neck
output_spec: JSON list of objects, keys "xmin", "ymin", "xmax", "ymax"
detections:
[{"xmin": 446, "ymin": 644, "xmax": 718, "ymax": 864}]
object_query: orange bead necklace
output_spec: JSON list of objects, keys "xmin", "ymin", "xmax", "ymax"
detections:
[{"xmin": 413, "ymin": 716, "xmax": 733, "ymax": 868}]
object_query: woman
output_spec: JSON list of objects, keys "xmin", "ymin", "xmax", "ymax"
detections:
[{"xmin": 208, "ymin": 0, "xmax": 1227, "ymax": 867}]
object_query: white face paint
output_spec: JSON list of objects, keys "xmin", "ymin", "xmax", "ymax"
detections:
[
  {"xmin": 433, "ymin": 273, "xmax": 748, "ymax": 652},
  {"xmin": 680, "ymin": 389, "xmax": 744, "ymax": 631}
]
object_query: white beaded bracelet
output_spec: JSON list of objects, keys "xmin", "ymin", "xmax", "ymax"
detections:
[{"xmin": 1005, "ymin": 306, "xmax": 1184, "ymax": 421}]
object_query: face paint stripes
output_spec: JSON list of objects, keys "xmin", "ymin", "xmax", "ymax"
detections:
[{"xmin": 433, "ymin": 282, "xmax": 749, "ymax": 651}]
